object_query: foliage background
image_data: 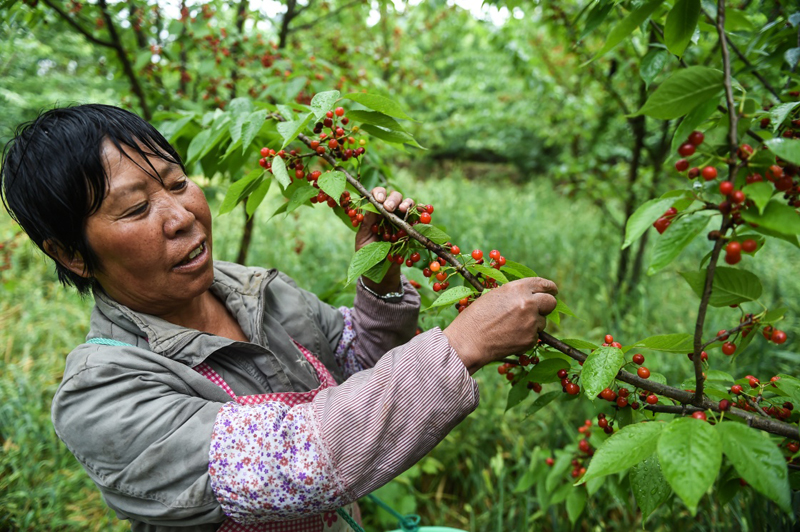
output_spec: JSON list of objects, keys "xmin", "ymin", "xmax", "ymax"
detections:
[{"xmin": 1, "ymin": 0, "xmax": 800, "ymax": 530}]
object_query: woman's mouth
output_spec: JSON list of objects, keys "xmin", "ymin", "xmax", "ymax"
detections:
[{"xmin": 174, "ymin": 241, "xmax": 208, "ymax": 269}]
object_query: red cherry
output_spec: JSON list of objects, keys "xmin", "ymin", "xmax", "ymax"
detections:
[
  {"xmin": 334, "ymin": 107, "xmax": 344, "ymax": 117},
  {"xmin": 692, "ymin": 411, "xmax": 707, "ymax": 421},
  {"xmin": 749, "ymin": 377, "xmax": 759, "ymax": 388},
  {"xmin": 788, "ymin": 442, "xmax": 800, "ymax": 453},
  {"xmin": 702, "ymin": 166, "xmax": 718, "ymax": 181},
  {"xmin": 653, "ymin": 217, "xmax": 671, "ymax": 234},
  {"xmin": 432, "ymin": 282, "xmax": 442, "ymax": 292},
  {"xmin": 731, "ymin": 190, "xmax": 746, "ymax": 204},
  {"xmin": 675, "ymin": 159, "xmax": 689, "ymax": 172},
  {"xmin": 632, "ymin": 353, "xmax": 644, "ymax": 365},
  {"xmin": 557, "ymin": 369, "xmax": 568, "ymax": 379},
  {"xmin": 688, "ymin": 131, "xmax": 705, "ymax": 146},
  {"xmin": 678, "ymin": 142, "xmax": 696, "ymax": 157},
  {"xmin": 579, "ymin": 439, "xmax": 591, "ymax": 453},
  {"xmin": 600, "ymin": 388, "xmax": 615, "ymax": 401},
  {"xmin": 726, "ymin": 241, "xmax": 742, "ymax": 254},
  {"xmin": 769, "ymin": 165, "xmax": 783, "ymax": 180},
  {"xmin": 545, "ymin": 457, "xmax": 555, "ymax": 466},
  {"xmin": 688, "ymin": 167, "xmax": 700, "ymax": 179},
  {"xmin": 435, "ymin": 272, "xmax": 447, "ymax": 282},
  {"xmin": 326, "ymin": 111, "xmax": 334, "ymax": 118},
  {"xmin": 489, "ymin": 250, "xmax": 501, "ymax": 261},
  {"xmin": 738, "ymin": 144, "xmax": 754, "ymax": 160},
  {"xmin": 616, "ymin": 397, "xmax": 629, "ymax": 408},
  {"xmin": 722, "ymin": 342, "xmax": 736, "ymax": 356},
  {"xmin": 450, "ymin": 245, "xmax": 460, "ymax": 254},
  {"xmin": 604, "ymin": 334, "xmax": 614, "ymax": 344},
  {"xmin": 328, "ymin": 139, "xmax": 339, "ymax": 149},
  {"xmin": 771, "ymin": 330, "xmax": 787, "ymax": 344},
  {"xmin": 471, "ymin": 249, "xmax": 483, "ymax": 260},
  {"xmin": 731, "ymin": 384, "xmax": 743, "ymax": 395},
  {"xmin": 419, "ymin": 212, "xmax": 432, "ymax": 224},
  {"xmin": 725, "ymin": 252, "xmax": 741, "ymax": 265},
  {"xmin": 422, "ymin": 268, "xmax": 432, "ymax": 278},
  {"xmin": 719, "ymin": 399, "xmax": 731, "ymax": 411},
  {"xmin": 566, "ymin": 383, "xmax": 580, "ymax": 395},
  {"xmin": 719, "ymin": 181, "xmax": 734, "ymax": 195},
  {"xmin": 742, "ymin": 239, "xmax": 757, "ymax": 253},
  {"xmin": 637, "ymin": 367, "xmax": 651, "ymax": 379},
  {"xmin": 646, "ymin": 394, "xmax": 658, "ymax": 405},
  {"xmin": 429, "ymin": 261, "xmax": 440, "ymax": 272}
]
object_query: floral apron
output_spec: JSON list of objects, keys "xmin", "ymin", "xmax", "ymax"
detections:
[{"xmin": 195, "ymin": 340, "xmax": 361, "ymax": 532}]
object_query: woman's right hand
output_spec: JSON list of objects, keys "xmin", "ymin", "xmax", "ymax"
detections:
[{"xmin": 443, "ymin": 277, "xmax": 559, "ymax": 374}]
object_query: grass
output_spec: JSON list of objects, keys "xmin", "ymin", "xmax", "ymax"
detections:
[{"xmin": 1, "ymin": 162, "xmax": 798, "ymax": 530}]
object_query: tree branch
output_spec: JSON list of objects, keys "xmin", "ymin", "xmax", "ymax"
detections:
[
  {"xmin": 269, "ymin": 111, "xmax": 800, "ymax": 443},
  {"xmin": 41, "ymin": 0, "xmax": 115, "ymax": 48},
  {"xmin": 288, "ymin": 0, "xmax": 367, "ymax": 34},
  {"xmin": 717, "ymin": 0, "xmax": 738, "ymax": 178}
]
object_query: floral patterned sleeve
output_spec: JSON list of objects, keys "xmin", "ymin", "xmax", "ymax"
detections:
[{"xmin": 332, "ymin": 307, "xmax": 365, "ymax": 379}]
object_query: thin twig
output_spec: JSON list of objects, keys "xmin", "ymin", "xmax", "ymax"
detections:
[
  {"xmin": 717, "ymin": 0, "xmax": 738, "ymax": 178},
  {"xmin": 743, "ymin": 394, "xmax": 769, "ymax": 417},
  {"xmin": 700, "ymin": 315, "xmax": 755, "ymax": 350},
  {"xmin": 41, "ymin": 0, "xmax": 115, "ymax": 48}
]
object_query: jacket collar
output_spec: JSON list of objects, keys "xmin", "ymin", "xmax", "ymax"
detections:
[{"xmin": 90, "ymin": 261, "xmax": 278, "ymax": 366}]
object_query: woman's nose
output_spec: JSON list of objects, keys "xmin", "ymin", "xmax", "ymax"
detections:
[{"xmin": 161, "ymin": 194, "xmax": 196, "ymax": 237}]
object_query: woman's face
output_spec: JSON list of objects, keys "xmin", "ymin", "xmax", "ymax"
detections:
[{"xmin": 82, "ymin": 140, "xmax": 214, "ymax": 316}]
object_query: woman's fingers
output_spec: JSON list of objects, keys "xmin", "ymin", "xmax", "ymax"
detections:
[
  {"xmin": 372, "ymin": 187, "xmax": 387, "ymax": 202},
  {"xmin": 383, "ymin": 191, "xmax": 404, "ymax": 211},
  {"xmin": 398, "ymin": 197, "xmax": 415, "ymax": 213},
  {"xmin": 370, "ymin": 187, "xmax": 412, "ymax": 213}
]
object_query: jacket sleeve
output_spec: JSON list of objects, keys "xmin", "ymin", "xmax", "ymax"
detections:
[
  {"xmin": 209, "ymin": 327, "xmax": 478, "ymax": 523},
  {"xmin": 51, "ymin": 349, "xmax": 228, "ymax": 528}
]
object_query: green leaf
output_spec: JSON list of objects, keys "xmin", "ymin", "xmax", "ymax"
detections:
[
  {"xmin": 579, "ymin": 0, "xmax": 614, "ymax": 40},
  {"xmin": 716, "ymin": 423, "xmax": 791, "ymax": 514},
  {"xmin": 566, "ymin": 486, "xmax": 587, "ymax": 525},
  {"xmin": 277, "ymin": 112, "xmax": 314, "ymax": 149},
  {"xmin": 186, "ymin": 128, "xmax": 212, "ymax": 165},
  {"xmin": 657, "ymin": 417, "xmax": 722, "ymax": 515},
  {"xmin": 218, "ymin": 169, "xmax": 263, "ymax": 215},
  {"xmin": 527, "ymin": 390, "xmax": 561, "ymax": 416},
  {"xmin": 769, "ymin": 102, "xmax": 800, "ymax": 133},
  {"xmin": 640, "ymin": 49, "xmax": 669, "ymax": 88},
  {"xmin": 763, "ymin": 307, "xmax": 787, "ymax": 323},
  {"xmin": 587, "ymin": 0, "xmax": 664, "ymax": 63},
  {"xmin": 363, "ymin": 259, "xmax": 392, "ymax": 284},
  {"xmin": 648, "ymin": 213, "xmax": 712, "ymax": 274},
  {"xmin": 625, "ymin": 333, "xmax": 694, "ymax": 353},
  {"xmin": 501, "ymin": 260, "xmax": 537, "ymax": 278},
  {"xmin": 426, "ymin": 286, "xmax": 476, "ymax": 310},
  {"xmin": 347, "ymin": 242, "xmax": 391, "ymax": 285},
  {"xmin": 345, "ymin": 110, "xmax": 408, "ymax": 132},
  {"xmin": 679, "ymin": 267, "xmax": 763, "ymax": 307},
  {"xmin": 240, "ymin": 110, "xmax": 268, "ymax": 154},
  {"xmin": 285, "ymin": 184, "xmax": 318, "ymax": 214},
  {"xmin": 581, "ymin": 346, "xmax": 625, "ymax": 400},
  {"xmin": 318, "ymin": 171, "xmax": 346, "ymax": 203},
  {"xmin": 506, "ymin": 373, "xmax": 534, "ymax": 411},
  {"xmin": 579, "ymin": 422, "xmax": 666, "ymax": 484},
  {"xmin": 563, "ymin": 338, "xmax": 599, "ymax": 351},
  {"xmin": 630, "ymin": 454, "xmax": 671, "ymax": 522},
  {"xmin": 471, "ymin": 264, "xmax": 509, "ymax": 284},
  {"xmin": 413, "ymin": 224, "xmax": 451, "ymax": 245},
  {"xmin": 773, "ymin": 374, "xmax": 800, "ymax": 406},
  {"xmin": 623, "ymin": 197, "xmax": 677, "ymax": 249},
  {"xmin": 741, "ymin": 200, "xmax": 800, "ymax": 236},
  {"xmin": 361, "ymin": 124, "xmax": 424, "ymax": 149},
  {"xmin": 310, "ymin": 90, "xmax": 340, "ymax": 120},
  {"xmin": 549, "ymin": 299, "xmax": 578, "ymax": 327},
  {"xmin": 664, "ymin": 0, "xmax": 700, "ymax": 57},
  {"xmin": 528, "ymin": 358, "xmax": 570, "ymax": 384},
  {"xmin": 343, "ymin": 92, "xmax": 415, "ymax": 121},
  {"xmin": 271, "ymin": 156, "xmax": 291, "ymax": 189},
  {"xmin": 246, "ymin": 176, "xmax": 271, "ymax": 218},
  {"xmin": 764, "ymin": 137, "xmax": 800, "ymax": 165},
  {"xmin": 636, "ymin": 67, "xmax": 724, "ymax": 120},
  {"xmin": 742, "ymin": 182, "xmax": 774, "ymax": 215},
  {"xmin": 671, "ymin": 98, "xmax": 720, "ymax": 153}
]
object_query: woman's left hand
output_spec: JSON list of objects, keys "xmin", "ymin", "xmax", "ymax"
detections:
[{"xmin": 355, "ymin": 187, "xmax": 414, "ymax": 295}]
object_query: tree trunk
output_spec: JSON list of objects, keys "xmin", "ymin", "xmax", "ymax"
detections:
[{"xmin": 236, "ymin": 203, "xmax": 255, "ymax": 265}]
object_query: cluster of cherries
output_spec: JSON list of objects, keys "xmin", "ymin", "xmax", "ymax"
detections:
[
  {"xmin": 544, "ymin": 419, "xmax": 596, "ymax": 479},
  {"xmin": 497, "ymin": 352, "xmax": 542, "ymax": 393}
]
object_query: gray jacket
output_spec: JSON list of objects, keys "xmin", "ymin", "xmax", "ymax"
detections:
[{"xmin": 51, "ymin": 260, "xmax": 419, "ymax": 531}]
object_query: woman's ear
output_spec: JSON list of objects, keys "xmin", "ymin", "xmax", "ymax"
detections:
[{"xmin": 43, "ymin": 240, "xmax": 91, "ymax": 279}]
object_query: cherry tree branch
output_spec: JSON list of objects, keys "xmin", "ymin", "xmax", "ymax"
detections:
[
  {"xmin": 717, "ymin": 0, "xmax": 738, "ymax": 178},
  {"xmin": 269, "ymin": 112, "xmax": 800, "ymax": 442},
  {"xmin": 41, "ymin": 0, "xmax": 115, "ymax": 48},
  {"xmin": 700, "ymin": 315, "xmax": 755, "ymax": 350}
]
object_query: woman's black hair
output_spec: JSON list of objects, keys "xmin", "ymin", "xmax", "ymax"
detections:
[{"xmin": 1, "ymin": 104, "xmax": 185, "ymax": 295}]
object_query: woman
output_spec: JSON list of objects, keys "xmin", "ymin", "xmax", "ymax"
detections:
[{"xmin": 1, "ymin": 104, "xmax": 558, "ymax": 531}]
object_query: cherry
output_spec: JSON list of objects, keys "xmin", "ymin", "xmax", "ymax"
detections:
[
  {"xmin": 653, "ymin": 216, "xmax": 671, "ymax": 234},
  {"xmin": 731, "ymin": 190, "xmax": 746, "ymax": 204},
  {"xmin": 545, "ymin": 457, "xmax": 555, "ymax": 466},
  {"xmin": 565, "ymin": 382, "xmax": 580, "ymax": 395},
  {"xmin": 489, "ymin": 250, "xmax": 501, "ymax": 261},
  {"xmin": 497, "ymin": 364, "xmax": 508, "ymax": 375},
  {"xmin": 611, "ymin": 341, "xmax": 622, "ymax": 349},
  {"xmin": 530, "ymin": 382, "xmax": 542, "ymax": 393},
  {"xmin": 742, "ymin": 239, "xmax": 757, "ymax": 253},
  {"xmin": 422, "ymin": 268, "xmax": 432, "ymax": 278},
  {"xmin": 725, "ymin": 251, "xmax": 741, "ymax": 265},
  {"xmin": 432, "ymin": 282, "xmax": 442, "ymax": 292},
  {"xmin": 675, "ymin": 158, "xmax": 689, "ymax": 172},
  {"xmin": 769, "ymin": 165, "xmax": 783, "ymax": 180},
  {"xmin": 557, "ymin": 369, "xmax": 568, "ymax": 379},
  {"xmin": 450, "ymin": 245, "xmax": 460, "ymax": 254},
  {"xmin": 788, "ymin": 442, "xmax": 800, "ymax": 454},
  {"xmin": 637, "ymin": 367, "xmax": 651, "ymax": 379},
  {"xmin": 435, "ymin": 272, "xmax": 447, "ymax": 282},
  {"xmin": 618, "ymin": 388, "xmax": 630, "ymax": 398},
  {"xmin": 719, "ymin": 181, "xmax": 734, "ymax": 195},
  {"xmin": 519, "ymin": 355, "xmax": 531, "ymax": 366},
  {"xmin": 678, "ymin": 142, "xmax": 696, "ymax": 157},
  {"xmin": 604, "ymin": 425, "xmax": 614, "ymax": 434},
  {"xmin": 471, "ymin": 249, "xmax": 483, "ymax": 260},
  {"xmin": 326, "ymin": 111, "xmax": 334, "ymax": 118},
  {"xmin": 726, "ymin": 241, "xmax": 742, "ymax": 254},
  {"xmin": 597, "ymin": 418, "xmax": 608, "ymax": 428},
  {"xmin": 316, "ymin": 146, "xmax": 326, "ymax": 155},
  {"xmin": 328, "ymin": 139, "xmax": 339, "ymax": 150},
  {"xmin": 579, "ymin": 439, "xmax": 591, "ymax": 453},
  {"xmin": 616, "ymin": 397, "xmax": 629, "ymax": 408},
  {"xmin": 646, "ymin": 394, "xmax": 658, "ymax": 405},
  {"xmin": 722, "ymin": 342, "xmax": 736, "ymax": 356},
  {"xmin": 604, "ymin": 334, "xmax": 614, "ymax": 344},
  {"xmin": 731, "ymin": 384, "xmax": 743, "ymax": 395},
  {"xmin": 429, "ymin": 261, "xmax": 441, "ymax": 272},
  {"xmin": 738, "ymin": 144, "xmax": 754, "ymax": 160},
  {"xmin": 688, "ymin": 131, "xmax": 705, "ymax": 146},
  {"xmin": 702, "ymin": 166, "xmax": 718, "ymax": 181},
  {"xmin": 749, "ymin": 377, "xmax": 759, "ymax": 388},
  {"xmin": 632, "ymin": 353, "xmax": 644, "ymax": 365},
  {"xmin": 334, "ymin": 107, "xmax": 345, "ymax": 116},
  {"xmin": 342, "ymin": 117, "xmax": 350, "ymax": 125},
  {"xmin": 772, "ymin": 330, "xmax": 787, "ymax": 344},
  {"xmin": 746, "ymin": 173, "xmax": 764, "ymax": 184},
  {"xmin": 600, "ymin": 388, "xmax": 615, "ymax": 401},
  {"xmin": 718, "ymin": 399, "xmax": 731, "ymax": 412},
  {"xmin": 691, "ymin": 411, "xmax": 707, "ymax": 421},
  {"xmin": 419, "ymin": 212, "xmax": 432, "ymax": 224},
  {"xmin": 688, "ymin": 167, "xmax": 700, "ymax": 179}
]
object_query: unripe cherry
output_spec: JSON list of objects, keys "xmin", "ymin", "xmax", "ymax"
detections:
[{"xmin": 429, "ymin": 261, "xmax": 441, "ymax": 272}]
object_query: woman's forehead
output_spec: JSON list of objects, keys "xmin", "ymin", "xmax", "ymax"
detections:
[{"xmin": 101, "ymin": 139, "xmax": 181, "ymax": 183}]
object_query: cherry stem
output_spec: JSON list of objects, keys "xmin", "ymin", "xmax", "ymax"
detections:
[
  {"xmin": 743, "ymin": 394, "xmax": 769, "ymax": 418},
  {"xmin": 700, "ymin": 316, "xmax": 755, "ymax": 351}
]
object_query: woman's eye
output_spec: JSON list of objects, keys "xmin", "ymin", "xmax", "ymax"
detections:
[
  {"xmin": 128, "ymin": 203, "xmax": 148, "ymax": 216},
  {"xmin": 172, "ymin": 179, "xmax": 188, "ymax": 191}
]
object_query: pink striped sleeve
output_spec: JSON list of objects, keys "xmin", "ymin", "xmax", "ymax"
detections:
[{"xmin": 312, "ymin": 327, "xmax": 480, "ymax": 498}]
